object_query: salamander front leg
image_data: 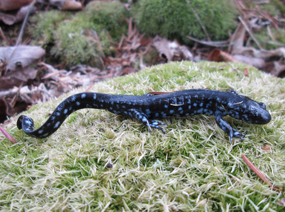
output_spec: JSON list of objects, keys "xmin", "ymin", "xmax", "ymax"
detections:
[
  {"xmin": 127, "ymin": 109, "xmax": 168, "ymax": 133},
  {"xmin": 215, "ymin": 112, "xmax": 245, "ymax": 143}
]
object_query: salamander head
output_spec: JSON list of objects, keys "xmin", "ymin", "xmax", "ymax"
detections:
[
  {"xmin": 246, "ymin": 101, "xmax": 271, "ymax": 124},
  {"xmin": 227, "ymin": 97, "xmax": 271, "ymax": 124}
]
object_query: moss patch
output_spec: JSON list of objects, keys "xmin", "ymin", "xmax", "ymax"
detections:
[
  {"xmin": 30, "ymin": 1, "xmax": 128, "ymax": 67},
  {"xmin": 29, "ymin": 10, "xmax": 72, "ymax": 47},
  {"xmin": 131, "ymin": 0, "xmax": 238, "ymax": 44},
  {"xmin": 253, "ymin": 28, "xmax": 285, "ymax": 50},
  {"xmin": 3, "ymin": 62, "xmax": 285, "ymax": 211}
]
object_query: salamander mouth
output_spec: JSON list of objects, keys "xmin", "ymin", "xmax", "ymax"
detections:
[{"xmin": 257, "ymin": 111, "xmax": 271, "ymax": 124}]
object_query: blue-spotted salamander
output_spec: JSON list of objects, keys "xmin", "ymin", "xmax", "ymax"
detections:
[{"xmin": 17, "ymin": 89, "xmax": 271, "ymax": 142}]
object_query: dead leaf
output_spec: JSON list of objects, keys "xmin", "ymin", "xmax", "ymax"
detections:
[
  {"xmin": 152, "ymin": 36, "xmax": 193, "ymax": 63},
  {"xmin": 233, "ymin": 47, "xmax": 285, "ymax": 60},
  {"xmin": 119, "ymin": 66, "xmax": 138, "ymax": 76},
  {"xmin": 238, "ymin": 16, "xmax": 263, "ymax": 50},
  {"xmin": 0, "ymin": 0, "xmax": 33, "ymax": 11},
  {"xmin": 208, "ymin": 49, "xmax": 237, "ymax": 62},
  {"xmin": 152, "ymin": 36, "xmax": 178, "ymax": 62},
  {"xmin": 229, "ymin": 16, "xmax": 285, "ymax": 64},
  {"xmin": 4, "ymin": 66, "xmax": 38, "ymax": 81},
  {"xmin": 232, "ymin": 55, "xmax": 265, "ymax": 69},
  {"xmin": 249, "ymin": 17, "xmax": 271, "ymax": 32},
  {"xmin": 0, "ymin": 66, "xmax": 38, "ymax": 91},
  {"xmin": 271, "ymin": 61, "xmax": 285, "ymax": 78},
  {"xmin": 179, "ymin": 45, "xmax": 193, "ymax": 61},
  {"xmin": 61, "ymin": 0, "xmax": 82, "ymax": 10},
  {"xmin": 230, "ymin": 23, "xmax": 246, "ymax": 52},
  {"xmin": 262, "ymin": 145, "xmax": 272, "ymax": 151},
  {"xmin": 0, "ymin": 45, "xmax": 45, "ymax": 71},
  {"xmin": 0, "ymin": 4, "xmax": 36, "ymax": 25}
]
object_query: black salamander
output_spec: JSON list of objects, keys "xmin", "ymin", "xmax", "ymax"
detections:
[{"xmin": 17, "ymin": 89, "xmax": 271, "ymax": 142}]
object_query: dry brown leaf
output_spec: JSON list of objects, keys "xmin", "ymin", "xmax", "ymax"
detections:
[
  {"xmin": 232, "ymin": 55, "xmax": 265, "ymax": 69},
  {"xmin": 0, "ymin": 0, "xmax": 33, "ymax": 11},
  {"xmin": 0, "ymin": 4, "xmax": 36, "ymax": 25},
  {"xmin": 179, "ymin": 46, "xmax": 193, "ymax": 61},
  {"xmin": 152, "ymin": 36, "xmax": 192, "ymax": 63},
  {"xmin": 208, "ymin": 49, "xmax": 237, "ymax": 62},
  {"xmin": 262, "ymin": 144, "xmax": 272, "ymax": 151},
  {"xmin": 0, "ymin": 45, "xmax": 45, "ymax": 71},
  {"xmin": 61, "ymin": 0, "xmax": 82, "ymax": 10},
  {"xmin": 230, "ymin": 23, "xmax": 246, "ymax": 51},
  {"xmin": 271, "ymin": 61, "xmax": 285, "ymax": 78},
  {"xmin": 152, "ymin": 36, "xmax": 177, "ymax": 62},
  {"xmin": 232, "ymin": 47, "xmax": 285, "ymax": 60}
]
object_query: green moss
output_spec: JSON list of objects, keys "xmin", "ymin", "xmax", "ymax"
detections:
[
  {"xmin": 51, "ymin": 12, "xmax": 102, "ymax": 67},
  {"xmin": 86, "ymin": 1, "xmax": 128, "ymax": 42},
  {"xmin": 53, "ymin": 1, "xmax": 128, "ymax": 67},
  {"xmin": 30, "ymin": 2, "xmax": 128, "ymax": 67},
  {"xmin": 253, "ymin": 28, "xmax": 285, "ymax": 49},
  {"xmin": 29, "ymin": 10, "xmax": 71, "ymax": 47},
  {"xmin": 131, "ymin": 0, "xmax": 238, "ymax": 44},
  {"xmin": 258, "ymin": 0, "xmax": 285, "ymax": 16},
  {"xmin": 4, "ymin": 62, "xmax": 285, "ymax": 211}
]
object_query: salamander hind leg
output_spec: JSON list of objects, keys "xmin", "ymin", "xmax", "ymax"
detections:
[
  {"xmin": 127, "ymin": 109, "xmax": 167, "ymax": 133},
  {"xmin": 215, "ymin": 112, "xmax": 245, "ymax": 143}
]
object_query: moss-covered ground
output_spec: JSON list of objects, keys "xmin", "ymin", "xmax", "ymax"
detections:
[{"xmin": 1, "ymin": 62, "xmax": 285, "ymax": 211}]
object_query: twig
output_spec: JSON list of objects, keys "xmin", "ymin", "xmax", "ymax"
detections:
[
  {"xmin": 238, "ymin": 16, "xmax": 263, "ymax": 50},
  {"xmin": 185, "ymin": 0, "xmax": 210, "ymax": 41},
  {"xmin": 0, "ymin": 125, "xmax": 16, "ymax": 144},
  {"xmin": 15, "ymin": 1, "xmax": 36, "ymax": 46},
  {"xmin": 149, "ymin": 85, "xmax": 185, "ymax": 95},
  {"xmin": 85, "ymin": 83, "xmax": 94, "ymax": 92},
  {"xmin": 242, "ymin": 154, "xmax": 282, "ymax": 192},
  {"xmin": 187, "ymin": 36, "xmax": 229, "ymax": 47},
  {"xmin": 6, "ymin": 1, "xmax": 36, "ymax": 68}
]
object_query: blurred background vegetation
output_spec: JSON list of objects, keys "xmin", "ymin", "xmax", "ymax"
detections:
[{"xmin": 28, "ymin": 0, "xmax": 285, "ymax": 67}]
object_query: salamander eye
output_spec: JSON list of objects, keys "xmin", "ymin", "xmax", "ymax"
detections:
[{"xmin": 258, "ymin": 102, "xmax": 266, "ymax": 109}]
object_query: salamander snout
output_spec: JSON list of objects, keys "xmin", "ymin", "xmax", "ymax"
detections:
[
  {"xmin": 250, "ymin": 102, "xmax": 271, "ymax": 124},
  {"xmin": 257, "ymin": 108, "xmax": 271, "ymax": 124}
]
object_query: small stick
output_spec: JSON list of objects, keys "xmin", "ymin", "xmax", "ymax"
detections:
[
  {"xmin": 0, "ymin": 125, "xmax": 16, "ymax": 144},
  {"xmin": 15, "ymin": 1, "xmax": 36, "ymax": 46},
  {"xmin": 84, "ymin": 83, "xmax": 94, "ymax": 92},
  {"xmin": 242, "ymin": 154, "xmax": 282, "ymax": 192},
  {"xmin": 238, "ymin": 16, "xmax": 263, "ymax": 50},
  {"xmin": 149, "ymin": 85, "xmax": 185, "ymax": 95}
]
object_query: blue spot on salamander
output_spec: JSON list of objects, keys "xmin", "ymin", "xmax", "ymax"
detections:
[{"xmin": 54, "ymin": 121, "xmax": 60, "ymax": 129}]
